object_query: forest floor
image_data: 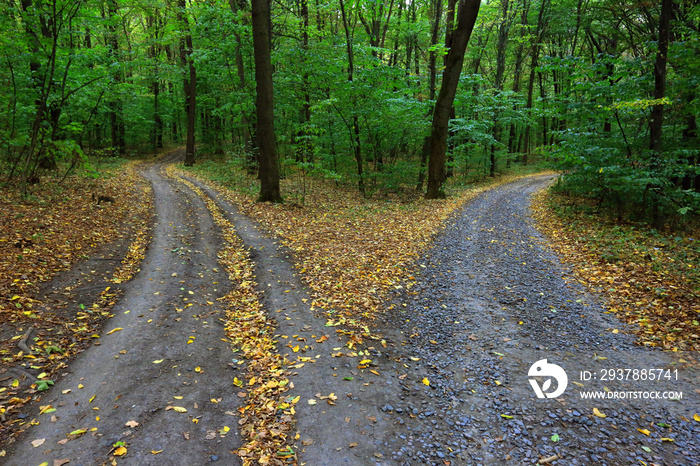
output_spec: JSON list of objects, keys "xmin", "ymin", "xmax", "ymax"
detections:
[{"xmin": 1, "ymin": 150, "xmax": 698, "ymax": 466}]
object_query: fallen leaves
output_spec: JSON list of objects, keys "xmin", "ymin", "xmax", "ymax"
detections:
[
  {"xmin": 172, "ymin": 173, "xmax": 296, "ymax": 465},
  {"xmin": 533, "ymin": 190, "xmax": 700, "ymax": 351},
  {"xmin": 593, "ymin": 408, "xmax": 607, "ymax": 418},
  {"xmin": 180, "ymin": 165, "xmax": 520, "ymax": 349},
  {"xmin": 0, "ymin": 160, "xmax": 153, "ymax": 444}
]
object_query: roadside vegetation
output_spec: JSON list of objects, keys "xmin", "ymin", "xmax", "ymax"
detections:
[{"xmin": 534, "ymin": 188, "xmax": 700, "ymax": 352}]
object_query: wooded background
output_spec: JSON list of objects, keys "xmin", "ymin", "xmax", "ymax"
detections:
[{"xmin": 1, "ymin": 0, "xmax": 698, "ymax": 225}]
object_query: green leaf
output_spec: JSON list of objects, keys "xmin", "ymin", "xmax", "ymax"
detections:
[
  {"xmin": 36, "ymin": 380, "xmax": 54, "ymax": 391},
  {"xmin": 551, "ymin": 433, "xmax": 560, "ymax": 442}
]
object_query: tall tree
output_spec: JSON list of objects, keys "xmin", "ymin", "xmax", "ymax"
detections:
[
  {"xmin": 425, "ymin": 0, "xmax": 481, "ymax": 199},
  {"xmin": 107, "ymin": 0, "xmax": 125, "ymax": 155},
  {"xmin": 252, "ymin": 0, "xmax": 282, "ymax": 202},
  {"xmin": 178, "ymin": 0, "xmax": 196, "ymax": 166},
  {"xmin": 649, "ymin": 0, "xmax": 672, "ymax": 155},
  {"xmin": 339, "ymin": 0, "xmax": 365, "ymax": 195}
]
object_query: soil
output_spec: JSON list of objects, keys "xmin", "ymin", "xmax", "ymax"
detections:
[{"xmin": 3, "ymin": 160, "xmax": 698, "ymax": 466}]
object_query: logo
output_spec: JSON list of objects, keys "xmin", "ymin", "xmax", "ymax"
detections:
[{"xmin": 528, "ymin": 359, "xmax": 568, "ymax": 399}]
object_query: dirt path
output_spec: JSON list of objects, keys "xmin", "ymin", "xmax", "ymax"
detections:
[
  {"xmin": 4, "ymin": 159, "xmax": 244, "ymax": 465},
  {"xmin": 5, "ymin": 166, "xmax": 698, "ymax": 466}
]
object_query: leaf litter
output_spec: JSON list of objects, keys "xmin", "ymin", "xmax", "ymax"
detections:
[
  {"xmin": 0, "ymin": 160, "xmax": 153, "ymax": 446},
  {"xmin": 532, "ymin": 189, "xmax": 699, "ymax": 351}
]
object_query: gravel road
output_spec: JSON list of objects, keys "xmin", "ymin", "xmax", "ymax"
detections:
[{"xmin": 374, "ymin": 175, "xmax": 700, "ymax": 465}]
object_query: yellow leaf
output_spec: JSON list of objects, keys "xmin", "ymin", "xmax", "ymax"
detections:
[
  {"xmin": 96, "ymin": 416, "xmax": 100, "ymax": 421},
  {"xmin": 660, "ymin": 438, "xmax": 674, "ymax": 442},
  {"xmin": 78, "ymin": 384, "xmax": 84, "ymax": 389},
  {"xmin": 39, "ymin": 405, "xmax": 54, "ymax": 415},
  {"xmin": 151, "ymin": 450, "xmax": 162, "ymax": 455},
  {"xmin": 308, "ymin": 399, "xmax": 317, "ymax": 405},
  {"xmin": 173, "ymin": 396, "xmax": 183, "ymax": 400},
  {"xmin": 106, "ymin": 327, "xmax": 123, "ymax": 335},
  {"xmin": 638, "ymin": 428, "xmax": 650, "ymax": 436},
  {"xmin": 221, "ymin": 426, "xmax": 230, "ymax": 433},
  {"xmin": 114, "ymin": 446, "xmax": 127, "ymax": 456},
  {"xmin": 292, "ymin": 345, "xmax": 300, "ymax": 353},
  {"xmin": 359, "ymin": 359, "xmax": 372, "ymax": 365},
  {"xmin": 422, "ymin": 378, "xmax": 430, "ymax": 386},
  {"xmin": 693, "ymin": 414, "xmax": 700, "ymax": 422},
  {"xmin": 89, "ymin": 395, "xmax": 96, "ymax": 403},
  {"xmin": 153, "ymin": 359, "xmax": 163, "ymax": 364},
  {"xmin": 210, "ymin": 398, "xmax": 218, "ymax": 403},
  {"xmin": 192, "ymin": 418, "xmax": 199, "ymax": 424},
  {"xmin": 173, "ymin": 406, "xmax": 187, "ymax": 413},
  {"xmin": 593, "ymin": 408, "xmax": 607, "ymax": 418},
  {"xmin": 195, "ymin": 366, "xmax": 202, "ymax": 373},
  {"xmin": 69, "ymin": 429, "xmax": 86, "ymax": 436}
]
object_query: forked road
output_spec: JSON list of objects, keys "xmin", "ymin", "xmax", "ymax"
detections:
[{"xmin": 5, "ymin": 163, "xmax": 699, "ymax": 465}]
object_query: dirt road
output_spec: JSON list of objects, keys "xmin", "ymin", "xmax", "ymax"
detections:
[
  {"xmin": 4, "ymin": 164, "xmax": 698, "ymax": 466},
  {"xmin": 4, "ymin": 160, "xmax": 243, "ymax": 465}
]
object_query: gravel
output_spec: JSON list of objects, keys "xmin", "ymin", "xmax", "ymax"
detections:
[{"xmin": 377, "ymin": 175, "xmax": 700, "ymax": 465}]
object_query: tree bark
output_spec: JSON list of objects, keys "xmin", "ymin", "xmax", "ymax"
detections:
[
  {"xmin": 339, "ymin": 0, "xmax": 365, "ymax": 195},
  {"xmin": 252, "ymin": 0, "xmax": 282, "ymax": 202},
  {"xmin": 178, "ymin": 0, "xmax": 196, "ymax": 166},
  {"xmin": 522, "ymin": 0, "xmax": 548, "ymax": 160},
  {"xmin": 229, "ymin": 0, "xmax": 254, "ymax": 168},
  {"xmin": 649, "ymin": 0, "xmax": 672, "ymax": 155},
  {"xmin": 107, "ymin": 0, "xmax": 125, "ymax": 155},
  {"xmin": 425, "ymin": 0, "xmax": 481, "ymax": 199}
]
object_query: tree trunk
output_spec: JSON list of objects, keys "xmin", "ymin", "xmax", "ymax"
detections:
[
  {"xmin": 508, "ymin": 0, "xmax": 528, "ymax": 156},
  {"xmin": 228, "ymin": 0, "xmax": 254, "ymax": 169},
  {"xmin": 425, "ymin": 0, "xmax": 481, "ymax": 199},
  {"xmin": 490, "ymin": 0, "xmax": 511, "ymax": 176},
  {"xmin": 522, "ymin": 0, "xmax": 548, "ymax": 160},
  {"xmin": 649, "ymin": 0, "xmax": 672, "ymax": 155},
  {"xmin": 252, "ymin": 0, "xmax": 282, "ymax": 202},
  {"xmin": 178, "ymin": 0, "xmax": 196, "ymax": 166},
  {"xmin": 107, "ymin": 0, "xmax": 125, "ymax": 155},
  {"xmin": 339, "ymin": 0, "xmax": 365, "ymax": 195}
]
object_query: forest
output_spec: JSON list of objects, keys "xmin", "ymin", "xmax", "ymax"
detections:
[
  {"xmin": 1, "ymin": 0, "xmax": 699, "ymax": 225},
  {"xmin": 2, "ymin": 1, "xmax": 700, "ymax": 463}
]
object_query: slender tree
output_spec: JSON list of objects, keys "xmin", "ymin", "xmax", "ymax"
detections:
[
  {"xmin": 425, "ymin": 0, "xmax": 481, "ymax": 199},
  {"xmin": 178, "ymin": 0, "xmax": 196, "ymax": 166},
  {"xmin": 252, "ymin": 0, "xmax": 282, "ymax": 202}
]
